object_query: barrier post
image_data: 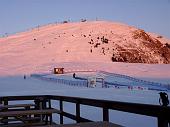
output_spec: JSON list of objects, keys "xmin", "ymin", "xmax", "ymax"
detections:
[
  {"xmin": 60, "ymin": 98, "xmax": 63, "ymax": 124},
  {"xmin": 158, "ymin": 117, "xmax": 169, "ymax": 127},
  {"xmin": 76, "ymin": 102, "xmax": 80, "ymax": 123}
]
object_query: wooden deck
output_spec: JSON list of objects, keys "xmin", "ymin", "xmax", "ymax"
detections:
[
  {"xmin": 0, "ymin": 109, "xmax": 60, "ymax": 117},
  {"xmin": 1, "ymin": 95, "xmax": 170, "ymax": 127},
  {"xmin": 34, "ymin": 121, "xmax": 123, "ymax": 127},
  {"xmin": 0, "ymin": 108, "xmax": 61, "ymax": 126}
]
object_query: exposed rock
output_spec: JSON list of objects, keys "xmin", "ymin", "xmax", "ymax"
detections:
[{"xmin": 109, "ymin": 30, "xmax": 170, "ymax": 63}]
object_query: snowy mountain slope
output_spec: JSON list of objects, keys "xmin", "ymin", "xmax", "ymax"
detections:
[{"xmin": 0, "ymin": 21, "xmax": 170, "ymax": 76}]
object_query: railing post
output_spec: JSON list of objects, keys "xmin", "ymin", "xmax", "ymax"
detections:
[
  {"xmin": 158, "ymin": 117, "xmax": 169, "ymax": 127},
  {"xmin": 3, "ymin": 97, "xmax": 8, "ymax": 125},
  {"xmin": 3, "ymin": 97, "xmax": 8, "ymax": 105},
  {"xmin": 76, "ymin": 102, "xmax": 80, "ymax": 123},
  {"xmin": 103, "ymin": 107, "xmax": 109, "ymax": 122},
  {"xmin": 48, "ymin": 99, "xmax": 51, "ymax": 109},
  {"xmin": 48, "ymin": 98, "xmax": 52, "ymax": 124},
  {"xmin": 60, "ymin": 98, "xmax": 63, "ymax": 124},
  {"xmin": 0, "ymin": 98, "xmax": 2, "ymax": 105}
]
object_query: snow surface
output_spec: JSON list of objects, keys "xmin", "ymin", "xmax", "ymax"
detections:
[
  {"xmin": 0, "ymin": 21, "xmax": 170, "ymax": 127},
  {"xmin": 1, "ymin": 21, "xmax": 170, "ymax": 76},
  {"xmin": 0, "ymin": 75, "xmax": 169, "ymax": 127}
]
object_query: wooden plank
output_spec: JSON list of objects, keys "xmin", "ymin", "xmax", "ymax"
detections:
[
  {"xmin": 0, "ymin": 104, "xmax": 36, "ymax": 110},
  {"xmin": 1, "ymin": 117, "xmax": 40, "ymax": 123},
  {"xmin": 0, "ymin": 109, "xmax": 61, "ymax": 117},
  {"xmin": 32, "ymin": 121, "xmax": 123, "ymax": 127},
  {"xmin": 16, "ymin": 116, "xmax": 41, "ymax": 122},
  {"xmin": 0, "ymin": 121, "xmax": 55, "ymax": 127},
  {"xmin": 0, "ymin": 118, "xmax": 20, "ymax": 123}
]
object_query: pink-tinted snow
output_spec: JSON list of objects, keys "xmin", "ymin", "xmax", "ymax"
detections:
[{"xmin": 0, "ymin": 21, "xmax": 170, "ymax": 80}]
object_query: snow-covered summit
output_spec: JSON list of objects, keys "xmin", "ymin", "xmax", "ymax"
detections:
[{"xmin": 0, "ymin": 21, "xmax": 170, "ymax": 76}]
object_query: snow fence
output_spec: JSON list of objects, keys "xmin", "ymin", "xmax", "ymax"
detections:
[{"xmin": 30, "ymin": 74, "xmax": 88, "ymax": 87}]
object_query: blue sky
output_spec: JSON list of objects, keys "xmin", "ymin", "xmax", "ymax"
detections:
[{"xmin": 0, "ymin": 0, "xmax": 170, "ymax": 38}]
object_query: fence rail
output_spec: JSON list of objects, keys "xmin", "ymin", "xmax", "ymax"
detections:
[
  {"xmin": 31, "ymin": 71, "xmax": 169, "ymax": 91},
  {"xmin": 31, "ymin": 74, "xmax": 87, "ymax": 87},
  {"xmin": 0, "ymin": 95, "xmax": 170, "ymax": 127},
  {"xmin": 99, "ymin": 71, "xmax": 169, "ymax": 88}
]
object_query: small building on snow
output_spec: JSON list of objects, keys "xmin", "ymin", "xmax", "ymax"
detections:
[{"xmin": 54, "ymin": 68, "xmax": 64, "ymax": 74}]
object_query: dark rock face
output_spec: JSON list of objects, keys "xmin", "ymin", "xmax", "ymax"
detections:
[{"xmin": 111, "ymin": 30, "xmax": 170, "ymax": 64}]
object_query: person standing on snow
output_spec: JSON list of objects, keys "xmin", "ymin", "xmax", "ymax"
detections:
[
  {"xmin": 159, "ymin": 92, "xmax": 169, "ymax": 106},
  {"xmin": 73, "ymin": 73, "xmax": 76, "ymax": 78}
]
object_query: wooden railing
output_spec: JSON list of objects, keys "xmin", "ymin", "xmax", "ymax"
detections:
[{"xmin": 0, "ymin": 95, "xmax": 170, "ymax": 127}]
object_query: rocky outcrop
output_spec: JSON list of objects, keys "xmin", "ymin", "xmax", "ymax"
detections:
[{"xmin": 110, "ymin": 30, "xmax": 170, "ymax": 64}]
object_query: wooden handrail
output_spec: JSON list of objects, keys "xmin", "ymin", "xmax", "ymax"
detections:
[{"xmin": 0, "ymin": 95, "xmax": 170, "ymax": 127}]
